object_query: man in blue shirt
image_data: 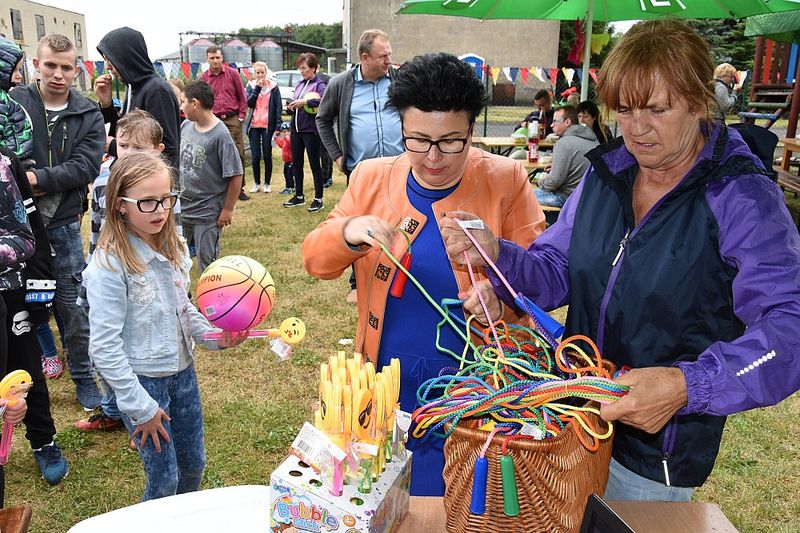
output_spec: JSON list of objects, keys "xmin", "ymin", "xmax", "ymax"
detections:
[{"xmin": 316, "ymin": 29, "xmax": 404, "ymax": 304}]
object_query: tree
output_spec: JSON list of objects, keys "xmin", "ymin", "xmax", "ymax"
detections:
[
  {"xmin": 686, "ymin": 19, "xmax": 756, "ymax": 71},
  {"xmin": 557, "ymin": 20, "xmax": 617, "ymax": 68}
]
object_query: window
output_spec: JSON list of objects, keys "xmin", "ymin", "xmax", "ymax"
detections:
[
  {"xmin": 10, "ymin": 9, "xmax": 22, "ymax": 40},
  {"xmin": 35, "ymin": 14, "xmax": 46, "ymax": 41},
  {"xmin": 74, "ymin": 23, "xmax": 82, "ymax": 48}
]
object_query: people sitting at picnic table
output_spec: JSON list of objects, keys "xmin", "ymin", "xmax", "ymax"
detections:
[
  {"xmin": 439, "ymin": 18, "xmax": 800, "ymax": 503},
  {"xmin": 302, "ymin": 52, "xmax": 545, "ymax": 497},
  {"xmin": 531, "ymin": 105, "xmax": 598, "ymax": 208},
  {"xmin": 713, "ymin": 62, "xmax": 740, "ymax": 124},
  {"xmin": 515, "ymin": 88, "xmax": 554, "ymax": 136},
  {"xmin": 577, "ymin": 100, "xmax": 613, "ymax": 144}
]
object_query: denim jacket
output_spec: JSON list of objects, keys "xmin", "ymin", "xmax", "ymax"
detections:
[{"xmin": 84, "ymin": 233, "xmax": 218, "ymax": 425}]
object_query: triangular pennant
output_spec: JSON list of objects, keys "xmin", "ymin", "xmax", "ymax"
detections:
[
  {"xmin": 520, "ymin": 68, "xmax": 529, "ymax": 85},
  {"xmin": 83, "ymin": 60, "xmax": 94, "ymax": 78},
  {"xmin": 549, "ymin": 68, "xmax": 559, "ymax": 89},
  {"xmin": 538, "ymin": 68, "xmax": 549, "ymax": 82},
  {"xmin": 201, "ymin": 62, "xmax": 210, "ymax": 73},
  {"xmin": 530, "ymin": 67, "xmax": 543, "ymax": 82},
  {"xmin": 242, "ymin": 68, "xmax": 252, "ymax": 81},
  {"xmin": 501, "ymin": 67, "xmax": 511, "ymax": 83},
  {"xmin": 25, "ymin": 59, "xmax": 36, "ymax": 80},
  {"xmin": 509, "ymin": 67, "xmax": 519, "ymax": 84},
  {"xmin": 95, "ymin": 61, "xmax": 105, "ymax": 76},
  {"xmin": 589, "ymin": 68, "xmax": 598, "ymax": 84},
  {"xmin": 575, "ymin": 68, "xmax": 583, "ymax": 83},
  {"xmin": 181, "ymin": 62, "xmax": 191, "ymax": 80},
  {"xmin": 490, "ymin": 67, "xmax": 501, "ymax": 85},
  {"xmin": 562, "ymin": 68, "xmax": 575, "ymax": 86},
  {"xmin": 191, "ymin": 63, "xmax": 200, "ymax": 79},
  {"xmin": 153, "ymin": 62, "xmax": 165, "ymax": 79},
  {"xmin": 591, "ymin": 33, "xmax": 611, "ymax": 55}
]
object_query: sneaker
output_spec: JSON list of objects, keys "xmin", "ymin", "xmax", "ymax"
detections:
[
  {"xmin": 263, "ymin": 184, "xmax": 271, "ymax": 193},
  {"xmin": 283, "ymin": 195, "xmax": 306, "ymax": 208},
  {"xmin": 323, "ymin": 178, "xmax": 333, "ymax": 188},
  {"xmin": 238, "ymin": 190, "xmax": 250, "ymax": 201},
  {"xmin": 75, "ymin": 378, "xmax": 102, "ymax": 410},
  {"xmin": 307, "ymin": 199, "xmax": 324, "ymax": 212},
  {"xmin": 41, "ymin": 354, "xmax": 63, "ymax": 379},
  {"xmin": 346, "ymin": 289, "xmax": 358, "ymax": 305},
  {"xmin": 249, "ymin": 184, "xmax": 260, "ymax": 193},
  {"xmin": 75, "ymin": 409, "xmax": 125, "ymax": 431},
  {"xmin": 279, "ymin": 187, "xmax": 294, "ymax": 195},
  {"xmin": 33, "ymin": 443, "xmax": 69, "ymax": 486}
]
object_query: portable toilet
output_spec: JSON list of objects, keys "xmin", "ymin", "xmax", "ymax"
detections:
[
  {"xmin": 184, "ymin": 38, "xmax": 215, "ymax": 63},
  {"xmin": 222, "ymin": 38, "xmax": 252, "ymax": 64},
  {"xmin": 252, "ymin": 39, "xmax": 283, "ymax": 72}
]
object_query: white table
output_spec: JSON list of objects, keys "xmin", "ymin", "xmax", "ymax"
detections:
[{"xmin": 68, "ymin": 485, "xmax": 269, "ymax": 533}]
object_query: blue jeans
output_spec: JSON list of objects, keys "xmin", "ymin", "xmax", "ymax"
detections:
[
  {"xmin": 604, "ymin": 457, "xmax": 695, "ymax": 502},
  {"xmin": 122, "ymin": 364, "xmax": 206, "ymax": 501},
  {"xmin": 36, "ymin": 322, "xmax": 58, "ymax": 357},
  {"xmin": 248, "ymin": 127, "xmax": 273, "ymax": 185},
  {"xmin": 47, "ymin": 222, "xmax": 94, "ymax": 382},
  {"xmin": 535, "ymin": 188, "xmax": 567, "ymax": 208}
]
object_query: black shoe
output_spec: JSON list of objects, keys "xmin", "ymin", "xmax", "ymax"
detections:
[
  {"xmin": 238, "ymin": 191, "xmax": 250, "ymax": 201},
  {"xmin": 283, "ymin": 195, "xmax": 306, "ymax": 208},
  {"xmin": 307, "ymin": 199, "xmax": 324, "ymax": 212},
  {"xmin": 323, "ymin": 178, "xmax": 333, "ymax": 188}
]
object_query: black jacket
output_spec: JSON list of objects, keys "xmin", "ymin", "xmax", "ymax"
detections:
[
  {"xmin": 0, "ymin": 147, "xmax": 54, "ymax": 323},
  {"xmin": 11, "ymin": 82, "xmax": 105, "ymax": 228},
  {"xmin": 97, "ymin": 27, "xmax": 181, "ymax": 172}
]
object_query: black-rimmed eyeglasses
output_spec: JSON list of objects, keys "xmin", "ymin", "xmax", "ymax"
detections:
[
  {"xmin": 120, "ymin": 194, "xmax": 178, "ymax": 213},
  {"xmin": 403, "ymin": 136, "xmax": 469, "ymax": 154}
]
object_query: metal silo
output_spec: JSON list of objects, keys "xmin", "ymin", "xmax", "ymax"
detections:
[
  {"xmin": 222, "ymin": 38, "xmax": 252, "ymax": 64},
  {"xmin": 185, "ymin": 38, "xmax": 216, "ymax": 63},
  {"xmin": 252, "ymin": 39, "xmax": 283, "ymax": 72}
]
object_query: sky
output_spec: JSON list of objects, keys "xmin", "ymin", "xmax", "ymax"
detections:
[{"xmin": 39, "ymin": 0, "xmax": 346, "ymax": 60}]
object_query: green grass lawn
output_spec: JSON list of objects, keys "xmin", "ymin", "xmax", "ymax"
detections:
[{"xmin": 6, "ymin": 152, "xmax": 799, "ymax": 532}]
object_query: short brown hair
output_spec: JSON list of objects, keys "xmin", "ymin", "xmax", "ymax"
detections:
[
  {"xmin": 205, "ymin": 45, "xmax": 222, "ymax": 56},
  {"xmin": 37, "ymin": 34, "xmax": 75, "ymax": 57},
  {"xmin": 117, "ymin": 109, "xmax": 163, "ymax": 147},
  {"xmin": 714, "ymin": 63, "xmax": 736, "ymax": 79},
  {"xmin": 556, "ymin": 105, "xmax": 579, "ymax": 126},
  {"xmin": 597, "ymin": 19, "xmax": 714, "ymax": 123},
  {"xmin": 295, "ymin": 52, "xmax": 319, "ymax": 70},
  {"xmin": 358, "ymin": 29, "xmax": 389, "ymax": 57}
]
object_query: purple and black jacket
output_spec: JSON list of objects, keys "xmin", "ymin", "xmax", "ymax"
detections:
[{"xmin": 488, "ymin": 125, "xmax": 800, "ymax": 487}]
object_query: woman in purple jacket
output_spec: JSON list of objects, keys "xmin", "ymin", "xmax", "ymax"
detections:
[
  {"xmin": 282, "ymin": 53, "xmax": 327, "ymax": 213},
  {"xmin": 441, "ymin": 19, "xmax": 800, "ymax": 503}
]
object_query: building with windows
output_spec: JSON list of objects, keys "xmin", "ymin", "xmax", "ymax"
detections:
[{"xmin": 0, "ymin": 0, "xmax": 88, "ymax": 62}]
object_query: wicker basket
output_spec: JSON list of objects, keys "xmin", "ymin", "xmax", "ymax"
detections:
[{"xmin": 442, "ymin": 410, "xmax": 613, "ymax": 533}]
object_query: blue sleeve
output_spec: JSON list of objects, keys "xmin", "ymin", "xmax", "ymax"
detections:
[{"xmin": 678, "ymin": 174, "xmax": 800, "ymax": 416}]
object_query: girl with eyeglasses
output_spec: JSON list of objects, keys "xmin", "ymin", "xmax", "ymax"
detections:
[{"xmin": 83, "ymin": 152, "xmax": 245, "ymax": 501}]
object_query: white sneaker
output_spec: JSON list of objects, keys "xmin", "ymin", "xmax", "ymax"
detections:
[
  {"xmin": 263, "ymin": 184, "xmax": 271, "ymax": 193},
  {"xmin": 249, "ymin": 185, "xmax": 260, "ymax": 193}
]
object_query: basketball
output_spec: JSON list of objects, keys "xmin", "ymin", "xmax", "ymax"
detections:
[
  {"xmin": 304, "ymin": 92, "xmax": 321, "ymax": 114},
  {"xmin": 196, "ymin": 256, "xmax": 275, "ymax": 331}
]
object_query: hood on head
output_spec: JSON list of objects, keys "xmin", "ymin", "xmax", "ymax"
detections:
[
  {"xmin": 565, "ymin": 124, "xmax": 598, "ymax": 142},
  {"xmin": 0, "ymin": 37, "xmax": 24, "ymax": 92},
  {"xmin": 97, "ymin": 27, "xmax": 155, "ymax": 85}
]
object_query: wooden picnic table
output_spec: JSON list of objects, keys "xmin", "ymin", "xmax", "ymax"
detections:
[{"xmin": 472, "ymin": 136, "xmax": 556, "ymax": 156}]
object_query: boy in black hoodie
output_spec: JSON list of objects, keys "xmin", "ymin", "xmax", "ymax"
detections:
[{"xmin": 95, "ymin": 27, "xmax": 181, "ymax": 175}]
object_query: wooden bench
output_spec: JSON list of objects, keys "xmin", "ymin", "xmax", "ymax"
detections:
[
  {"xmin": 540, "ymin": 205, "xmax": 562, "ymax": 227},
  {"xmin": 775, "ymin": 168, "xmax": 800, "ymax": 229}
]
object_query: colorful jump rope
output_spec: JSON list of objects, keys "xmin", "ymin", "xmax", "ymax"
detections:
[{"xmin": 375, "ymin": 220, "xmax": 630, "ymax": 516}]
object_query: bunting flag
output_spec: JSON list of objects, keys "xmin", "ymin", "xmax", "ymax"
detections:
[
  {"xmin": 241, "ymin": 68, "xmax": 252, "ymax": 81},
  {"xmin": 549, "ymin": 68, "xmax": 559, "ymax": 89},
  {"xmin": 25, "ymin": 59, "xmax": 36, "ymax": 81},
  {"xmin": 575, "ymin": 67, "xmax": 583, "ymax": 84},
  {"xmin": 191, "ymin": 63, "xmax": 200, "ymax": 79},
  {"xmin": 95, "ymin": 61, "xmax": 106, "ymax": 75},
  {"xmin": 520, "ymin": 68, "xmax": 529, "ymax": 85},
  {"xmin": 530, "ymin": 67, "xmax": 543, "ymax": 83},
  {"xmin": 509, "ymin": 67, "xmax": 519, "ymax": 84},
  {"xmin": 153, "ymin": 62, "xmax": 165, "ymax": 79},
  {"xmin": 490, "ymin": 67, "xmax": 501, "ymax": 85},
  {"xmin": 567, "ymin": 20, "xmax": 586, "ymax": 66},
  {"xmin": 501, "ymin": 67, "xmax": 511, "ymax": 83},
  {"xmin": 589, "ymin": 68, "xmax": 599, "ymax": 84},
  {"xmin": 181, "ymin": 62, "xmax": 191, "ymax": 80},
  {"xmin": 82, "ymin": 60, "xmax": 94, "ymax": 78},
  {"xmin": 591, "ymin": 33, "xmax": 611, "ymax": 55},
  {"xmin": 562, "ymin": 68, "xmax": 575, "ymax": 87},
  {"xmin": 201, "ymin": 62, "xmax": 210, "ymax": 73}
]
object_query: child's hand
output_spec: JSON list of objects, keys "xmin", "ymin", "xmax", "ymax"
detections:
[
  {"xmin": 218, "ymin": 330, "xmax": 249, "ymax": 348},
  {"xmin": 133, "ymin": 408, "xmax": 171, "ymax": 453},
  {"xmin": 1, "ymin": 398, "xmax": 27, "ymax": 424}
]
